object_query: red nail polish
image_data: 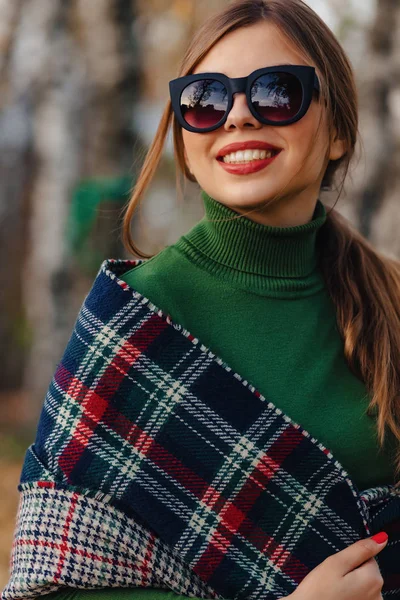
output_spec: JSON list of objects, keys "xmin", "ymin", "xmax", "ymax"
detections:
[{"xmin": 371, "ymin": 531, "xmax": 388, "ymax": 544}]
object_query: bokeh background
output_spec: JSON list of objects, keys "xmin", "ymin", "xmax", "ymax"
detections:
[{"xmin": 1, "ymin": 0, "xmax": 399, "ymax": 588}]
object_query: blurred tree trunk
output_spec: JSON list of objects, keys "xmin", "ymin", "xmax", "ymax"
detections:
[
  {"xmin": 354, "ymin": 0, "xmax": 400, "ymax": 255},
  {"xmin": 0, "ymin": 0, "xmax": 141, "ymax": 428},
  {"xmin": 0, "ymin": 0, "xmax": 30, "ymax": 393},
  {"xmin": 364, "ymin": 0, "xmax": 400, "ymax": 258}
]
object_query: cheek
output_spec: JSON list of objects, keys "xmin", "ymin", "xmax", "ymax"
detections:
[
  {"xmin": 290, "ymin": 115, "xmax": 327, "ymax": 165},
  {"xmin": 182, "ymin": 132, "xmax": 214, "ymax": 170},
  {"xmin": 301, "ymin": 106, "xmax": 329, "ymax": 154},
  {"xmin": 182, "ymin": 133, "xmax": 200, "ymax": 169}
]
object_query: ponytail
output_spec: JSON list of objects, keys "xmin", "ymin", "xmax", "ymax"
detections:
[{"xmin": 319, "ymin": 208, "xmax": 400, "ymax": 485}]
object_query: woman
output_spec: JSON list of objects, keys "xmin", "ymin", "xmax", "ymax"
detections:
[{"xmin": 3, "ymin": 1, "xmax": 400, "ymax": 600}]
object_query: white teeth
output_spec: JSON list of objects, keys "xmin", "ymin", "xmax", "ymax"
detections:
[{"xmin": 222, "ymin": 148, "xmax": 276, "ymax": 163}]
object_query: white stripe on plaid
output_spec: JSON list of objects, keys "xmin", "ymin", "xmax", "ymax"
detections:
[
  {"xmin": 43, "ymin": 302, "xmax": 216, "ymax": 499},
  {"xmin": 43, "ymin": 299, "xmax": 153, "ymax": 474}
]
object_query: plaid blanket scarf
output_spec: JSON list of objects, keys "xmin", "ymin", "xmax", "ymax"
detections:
[{"xmin": 3, "ymin": 259, "xmax": 400, "ymax": 600}]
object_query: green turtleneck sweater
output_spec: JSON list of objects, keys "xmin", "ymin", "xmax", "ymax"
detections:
[
  {"xmin": 46, "ymin": 190, "xmax": 396, "ymax": 600},
  {"xmin": 120, "ymin": 191, "xmax": 396, "ymax": 488}
]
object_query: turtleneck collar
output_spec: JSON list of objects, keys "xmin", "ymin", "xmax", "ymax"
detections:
[{"xmin": 174, "ymin": 190, "xmax": 327, "ymax": 297}]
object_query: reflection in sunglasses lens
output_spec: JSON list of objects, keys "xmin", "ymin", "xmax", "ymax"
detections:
[
  {"xmin": 180, "ymin": 79, "xmax": 228, "ymax": 128},
  {"xmin": 251, "ymin": 72, "xmax": 302, "ymax": 122},
  {"xmin": 179, "ymin": 72, "xmax": 303, "ymax": 129}
]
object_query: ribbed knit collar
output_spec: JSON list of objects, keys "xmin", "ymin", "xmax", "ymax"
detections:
[{"xmin": 174, "ymin": 190, "xmax": 327, "ymax": 297}]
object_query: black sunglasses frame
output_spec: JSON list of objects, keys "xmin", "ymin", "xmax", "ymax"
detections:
[{"xmin": 169, "ymin": 64, "xmax": 320, "ymax": 133}]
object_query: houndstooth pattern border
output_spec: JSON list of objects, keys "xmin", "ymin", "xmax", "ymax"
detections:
[{"xmin": 2, "ymin": 483, "xmax": 223, "ymax": 600}]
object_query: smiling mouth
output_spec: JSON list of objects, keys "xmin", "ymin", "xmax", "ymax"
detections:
[
  {"xmin": 217, "ymin": 149, "xmax": 281, "ymax": 164},
  {"xmin": 215, "ymin": 149, "xmax": 281, "ymax": 175}
]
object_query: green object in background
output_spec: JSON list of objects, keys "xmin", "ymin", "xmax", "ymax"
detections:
[{"xmin": 67, "ymin": 175, "xmax": 134, "ymax": 272}]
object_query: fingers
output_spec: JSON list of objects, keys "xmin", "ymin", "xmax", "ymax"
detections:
[{"xmin": 326, "ymin": 532, "xmax": 388, "ymax": 576}]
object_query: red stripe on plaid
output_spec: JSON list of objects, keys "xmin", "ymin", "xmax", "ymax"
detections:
[
  {"xmin": 58, "ymin": 314, "xmax": 168, "ymax": 480},
  {"xmin": 274, "ymin": 549, "xmax": 310, "ymax": 583},
  {"xmin": 193, "ymin": 541, "xmax": 227, "ymax": 581},
  {"xmin": 194, "ymin": 518, "xmax": 308, "ymax": 586},
  {"xmin": 194, "ymin": 425, "xmax": 308, "ymax": 583},
  {"xmin": 103, "ymin": 409, "xmax": 168, "ymax": 460},
  {"xmin": 144, "ymin": 414, "xmax": 308, "ymax": 586},
  {"xmin": 54, "ymin": 363, "xmax": 74, "ymax": 394},
  {"xmin": 230, "ymin": 427, "xmax": 303, "ymax": 519},
  {"xmin": 139, "ymin": 532, "xmax": 157, "ymax": 586},
  {"xmin": 194, "ymin": 427, "xmax": 306, "ymax": 583},
  {"xmin": 195, "ymin": 474, "xmax": 308, "ymax": 584},
  {"xmin": 148, "ymin": 442, "xmax": 210, "ymax": 497},
  {"xmin": 102, "ymin": 402, "xmax": 209, "ymax": 479},
  {"xmin": 14, "ymin": 538, "xmax": 140, "ymax": 570},
  {"xmin": 54, "ymin": 491, "xmax": 79, "ymax": 582},
  {"xmin": 220, "ymin": 501, "xmax": 246, "ymax": 531},
  {"xmin": 103, "ymin": 404, "xmax": 135, "ymax": 440},
  {"xmin": 58, "ymin": 390, "xmax": 109, "ymax": 478},
  {"xmin": 267, "ymin": 427, "xmax": 305, "ymax": 464},
  {"xmin": 243, "ymin": 428, "xmax": 304, "ymax": 504},
  {"xmin": 235, "ymin": 507, "xmax": 309, "ymax": 582}
]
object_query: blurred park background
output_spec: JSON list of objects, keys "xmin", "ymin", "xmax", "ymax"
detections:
[{"xmin": 1, "ymin": 0, "xmax": 400, "ymax": 588}]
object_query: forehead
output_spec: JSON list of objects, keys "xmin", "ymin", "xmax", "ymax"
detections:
[{"xmin": 193, "ymin": 21, "xmax": 309, "ymax": 77}]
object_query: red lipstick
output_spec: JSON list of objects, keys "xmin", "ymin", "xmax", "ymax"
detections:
[
  {"xmin": 216, "ymin": 140, "xmax": 282, "ymax": 159},
  {"xmin": 216, "ymin": 140, "xmax": 282, "ymax": 176}
]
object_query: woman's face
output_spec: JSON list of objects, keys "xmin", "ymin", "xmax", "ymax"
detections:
[{"xmin": 182, "ymin": 21, "xmax": 345, "ymax": 226}]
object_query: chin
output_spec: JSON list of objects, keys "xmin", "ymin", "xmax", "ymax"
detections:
[{"xmin": 221, "ymin": 192, "xmax": 277, "ymax": 211}]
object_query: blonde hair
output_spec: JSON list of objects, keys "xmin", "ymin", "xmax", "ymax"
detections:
[{"xmin": 122, "ymin": 0, "xmax": 400, "ymax": 485}]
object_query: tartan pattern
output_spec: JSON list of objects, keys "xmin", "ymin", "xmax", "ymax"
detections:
[
  {"xmin": 360, "ymin": 486, "xmax": 400, "ymax": 593},
  {"xmin": 2, "ymin": 258, "xmax": 400, "ymax": 600}
]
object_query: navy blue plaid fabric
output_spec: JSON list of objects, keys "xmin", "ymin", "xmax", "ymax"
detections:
[{"xmin": 3, "ymin": 259, "xmax": 400, "ymax": 600}]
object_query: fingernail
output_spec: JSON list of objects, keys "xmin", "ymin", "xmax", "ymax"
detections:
[{"xmin": 371, "ymin": 531, "xmax": 388, "ymax": 544}]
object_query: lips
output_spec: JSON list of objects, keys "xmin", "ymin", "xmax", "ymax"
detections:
[
  {"xmin": 216, "ymin": 140, "xmax": 282, "ymax": 159},
  {"xmin": 217, "ymin": 151, "xmax": 280, "ymax": 175}
]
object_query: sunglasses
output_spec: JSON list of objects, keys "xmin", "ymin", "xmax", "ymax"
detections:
[{"xmin": 169, "ymin": 64, "xmax": 320, "ymax": 133}]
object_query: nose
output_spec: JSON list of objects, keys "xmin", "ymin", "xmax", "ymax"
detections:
[{"xmin": 223, "ymin": 92, "xmax": 262, "ymax": 130}]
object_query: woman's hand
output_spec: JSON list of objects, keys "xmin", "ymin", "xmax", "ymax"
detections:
[{"xmin": 285, "ymin": 531, "xmax": 388, "ymax": 600}]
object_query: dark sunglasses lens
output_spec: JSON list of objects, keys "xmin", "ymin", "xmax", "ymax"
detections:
[
  {"xmin": 180, "ymin": 79, "xmax": 228, "ymax": 129},
  {"xmin": 251, "ymin": 72, "xmax": 302, "ymax": 122}
]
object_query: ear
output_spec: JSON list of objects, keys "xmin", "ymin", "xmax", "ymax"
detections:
[{"xmin": 329, "ymin": 129, "xmax": 346, "ymax": 161}]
